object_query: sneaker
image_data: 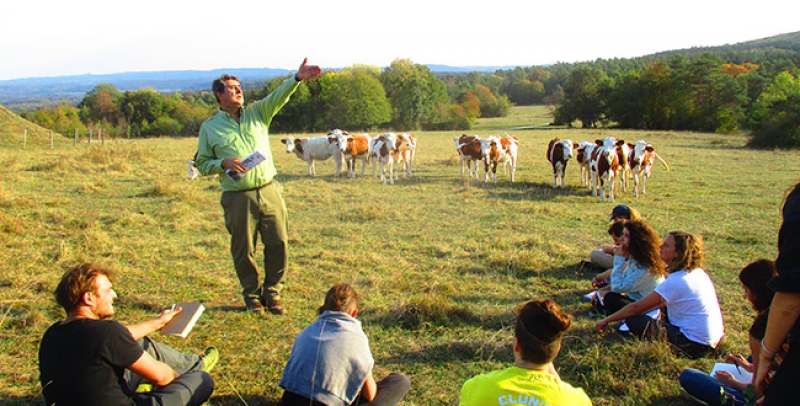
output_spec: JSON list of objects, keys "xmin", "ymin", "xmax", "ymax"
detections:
[
  {"xmin": 245, "ymin": 299, "xmax": 264, "ymax": 314},
  {"xmin": 266, "ymin": 297, "xmax": 287, "ymax": 316},
  {"xmin": 135, "ymin": 383, "xmax": 153, "ymax": 393},
  {"xmin": 201, "ymin": 346, "xmax": 219, "ymax": 373}
]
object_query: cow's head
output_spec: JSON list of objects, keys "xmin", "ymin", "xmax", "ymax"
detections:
[
  {"xmin": 632, "ymin": 140, "xmax": 655, "ymax": 167},
  {"xmin": 598, "ymin": 137, "xmax": 621, "ymax": 165},
  {"xmin": 281, "ymin": 136, "xmax": 296, "ymax": 153},
  {"xmin": 327, "ymin": 129, "xmax": 349, "ymax": 153},
  {"xmin": 396, "ymin": 133, "xmax": 416, "ymax": 152},
  {"xmin": 561, "ymin": 139, "xmax": 575, "ymax": 161}
]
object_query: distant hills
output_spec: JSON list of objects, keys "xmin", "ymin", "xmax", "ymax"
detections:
[
  {"xmin": 0, "ymin": 65, "xmax": 513, "ymax": 111},
  {"xmin": 1, "ymin": 30, "xmax": 798, "ymax": 112}
]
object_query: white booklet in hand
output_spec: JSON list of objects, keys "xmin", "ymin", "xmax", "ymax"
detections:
[
  {"xmin": 226, "ymin": 150, "xmax": 267, "ymax": 181},
  {"xmin": 710, "ymin": 362, "xmax": 753, "ymax": 383},
  {"xmin": 160, "ymin": 302, "xmax": 205, "ymax": 339}
]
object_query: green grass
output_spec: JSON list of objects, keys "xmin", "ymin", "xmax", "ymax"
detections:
[{"xmin": 1, "ymin": 107, "xmax": 799, "ymax": 405}]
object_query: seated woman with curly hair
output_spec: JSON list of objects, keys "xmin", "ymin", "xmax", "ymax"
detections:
[
  {"xmin": 591, "ymin": 219, "xmax": 666, "ymax": 315},
  {"xmin": 595, "ymin": 231, "xmax": 725, "ymax": 358}
]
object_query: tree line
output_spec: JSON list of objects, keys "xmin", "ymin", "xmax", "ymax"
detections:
[
  {"xmin": 19, "ymin": 59, "xmax": 511, "ymax": 139},
  {"xmin": 19, "ymin": 36, "xmax": 800, "ymax": 148}
]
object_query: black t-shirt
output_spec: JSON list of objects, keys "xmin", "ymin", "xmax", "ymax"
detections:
[
  {"xmin": 39, "ymin": 319, "xmax": 144, "ymax": 406},
  {"xmin": 770, "ymin": 184, "xmax": 800, "ymax": 343}
]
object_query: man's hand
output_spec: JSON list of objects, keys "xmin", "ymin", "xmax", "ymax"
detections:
[
  {"xmin": 296, "ymin": 58, "xmax": 322, "ymax": 81},
  {"xmin": 222, "ymin": 157, "xmax": 246, "ymax": 173},
  {"xmin": 157, "ymin": 307, "xmax": 183, "ymax": 329}
]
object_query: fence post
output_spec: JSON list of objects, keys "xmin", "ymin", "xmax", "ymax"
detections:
[
  {"xmin": 100, "ymin": 128, "xmax": 104, "ymax": 145},
  {"xmin": 74, "ymin": 129, "xmax": 78, "ymax": 146},
  {"xmin": 88, "ymin": 128, "xmax": 92, "ymax": 145},
  {"xmin": 23, "ymin": 129, "xmax": 27, "ymax": 150},
  {"xmin": 50, "ymin": 129, "xmax": 54, "ymax": 149}
]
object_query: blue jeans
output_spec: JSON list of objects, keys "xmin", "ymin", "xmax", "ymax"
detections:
[{"xmin": 679, "ymin": 368, "xmax": 747, "ymax": 406}]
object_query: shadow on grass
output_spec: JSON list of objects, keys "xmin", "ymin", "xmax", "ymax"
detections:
[
  {"xmin": 0, "ymin": 396, "xmax": 43, "ymax": 406},
  {"xmin": 0, "ymin": 394, "xmax": 283, "ymax": 406},
  {"xmin": 383, "ymin": 338, "xmax": 513, "ymax": 365}
]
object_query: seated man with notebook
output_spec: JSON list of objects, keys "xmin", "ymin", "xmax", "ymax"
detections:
[{"xmin": 39, "ymin": 262, "xmax": 217, "ymax": 406}]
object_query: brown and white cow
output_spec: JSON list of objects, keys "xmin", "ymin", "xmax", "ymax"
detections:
[
  {"xmin": 344, "ymin": 133, "xmax": 371, "ymax": 178},
  {"xmin": 590, "ymin": 137, "xmax": 626, "ymax": 202},
  {"xmin": 280, "ymin": 129, "xmax": 348, "ymax": 177},
  {"xmin": 617, "ymin": 142, "xmax": 633, "ymax": 192},
  {"xmin": 455, "ymin": 134, "xmax": 482, "ymax": 179},
  {"xmin": 370, "ymin": 133, "xmax": 397, "ymax": 185},
  {"xmin": 629, "ymin": 140, "xmax": 670, "ymax": 197},
  {"xmin": 546, "ymin": 137, "xmax": 576, "ymax": 188},
  {"xmin": 395, "ymin": 133, "xmax": 417, "ymax": 177},
  {"xmin": 483, "ymin": 135, "xmax": 519, "ymax": 183},
  {"xmin": 575, "ymin": 141, "xmax": 596, "ymax": 188}
]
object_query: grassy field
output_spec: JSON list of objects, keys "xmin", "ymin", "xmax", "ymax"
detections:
[{"xmin": 1, "ymin": 105, "xmax": 799, "ymax": 405}]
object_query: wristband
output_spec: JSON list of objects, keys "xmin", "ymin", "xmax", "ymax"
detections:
[{"xmin": 760, "ymin": 339, "xmax": 777, "ymax": 358}]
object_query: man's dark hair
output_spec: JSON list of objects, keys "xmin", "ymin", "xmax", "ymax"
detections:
[
  {"xmin": 515, "ymin": 299, "xmax": 572, "ymax": 364},
  {"xmin": 212, "ymin": 74, "xmax": 240, "ymax": 103},
  {"xmin": 55, "ymin": 263, "xmax": 114, "ymax": 313}
]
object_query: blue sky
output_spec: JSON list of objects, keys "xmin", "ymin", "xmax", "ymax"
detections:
[{"xmin": 1, "ymin": 0, "xmax": 798, "ymax": 81}]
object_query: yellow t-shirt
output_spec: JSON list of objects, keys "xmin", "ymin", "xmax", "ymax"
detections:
[{"xmin": 459, "ymin": 366, "xmax": 591, "ymax": 406}]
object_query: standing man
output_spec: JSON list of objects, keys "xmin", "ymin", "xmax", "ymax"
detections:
[
  {"xmin": 39, "ymin": 263, "xmax": 216, "ymax": 406},
  {"xmin": 195, "ymin": 58, "xmax": 321, "ymax": 315}
]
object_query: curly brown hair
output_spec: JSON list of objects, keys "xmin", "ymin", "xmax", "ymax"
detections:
[
  {"xmin": 625, "ymin": 220, "xmax": 666, "ymax": 277},
  {"xmin": 667, "ymin": 231, "xmax": 705, "ymax": 272},
  {"xmin": 515, "ymin": 299, "xmax": 572, "ymax": 364}
]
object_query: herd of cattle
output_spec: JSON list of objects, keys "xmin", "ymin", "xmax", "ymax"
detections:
[
  {"xmin": 546, "ymin": 137, "xmax": 671, "ymax": 202},
  {"xmin": 188, "ymin": 129, "xmax": 670, "ymax": 202}
]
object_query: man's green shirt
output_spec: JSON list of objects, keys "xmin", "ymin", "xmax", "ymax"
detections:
[{"xmin": 196, "ymin": 76, "xmax": 300, "ymax": 192}]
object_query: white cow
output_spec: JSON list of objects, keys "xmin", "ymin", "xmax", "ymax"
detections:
[
  {"xmin": 280, "ymin": 129, "xmax": 348, "ymax": 177},
  {"xmin": 575, "ymin": 141, "xmax": 596, "ymax": 187},
  {"xmin": 630, "ymin": 140, "xmax": 670, "ymax": 197},
  {"xmin": 395, "ymin": 133, "xmax": 417, "ymax": 177},
  {"xmin": 370, "ymin": 133, "xmax": 397, "ymax": 185}
]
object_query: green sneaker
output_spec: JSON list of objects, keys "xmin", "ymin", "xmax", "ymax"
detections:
[
  {"xmin": 135, "ymin": 383, "xmax": 153, "ymax": 393},
  {"xmin": 201, "ymin": 346, "xmax": 219, "ymax": 373}
]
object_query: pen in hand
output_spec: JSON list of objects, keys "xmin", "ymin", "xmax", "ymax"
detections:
[{"xmin": 170, "ymin": 303, "xmax": 176, "ymax": 312}]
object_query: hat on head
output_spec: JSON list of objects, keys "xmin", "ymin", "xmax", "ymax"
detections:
[{"xmin": 610, "ymin": 204, "xmax": 631, "ymax": 221}]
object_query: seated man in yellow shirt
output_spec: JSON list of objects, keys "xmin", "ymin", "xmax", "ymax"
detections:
[{"xmin": 459, "ymin": 299, "xmax": 591, "ymax": 406}]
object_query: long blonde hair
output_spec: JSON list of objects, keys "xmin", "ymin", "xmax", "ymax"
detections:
[{"xmin": 666, "ymin": 231, "xmax": 705, "ymax": 272}]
